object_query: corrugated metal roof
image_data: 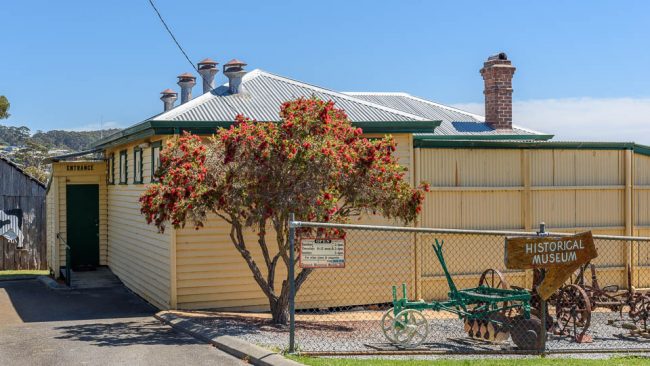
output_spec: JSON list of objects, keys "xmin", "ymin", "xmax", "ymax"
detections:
[
  {"xmin": 344, "ymin": 92, "xmax": 547, "ymax": 137},
  {"xmin": 153, "ymin": 70, "xmax": 427, "ymax": 123}
]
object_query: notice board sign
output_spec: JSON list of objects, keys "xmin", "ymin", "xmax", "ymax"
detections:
[
  {"xmin": 505, "ymin": 231, "xmax": 597, "ymax": 300},
  {"xmin": 300, "ymin": 238, "xmax": 345, "ymax": 268}
]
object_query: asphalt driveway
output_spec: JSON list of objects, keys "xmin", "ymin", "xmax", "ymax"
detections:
[{"xmin": 0, "ymin": 279, "xmax": 245, "ymax": 366}]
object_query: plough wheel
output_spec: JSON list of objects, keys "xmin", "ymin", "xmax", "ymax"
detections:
[
  {"xmin": 629, "ymin": 294, "xmax": 650, "ymax": 331},
  {"xmin": 380, "ymin": 308, "xmax": 397, "ymax": 343},
  {"xmin": 392, "ymin": 309, "xmax": 429, "ymax": 348},
  {"xmin": 555, "ymin": 284, "xmax": 592, "ymax": 343},
  {"xmin": 510, "ymin": 314, "xmax": 543, "ymax": 350}
]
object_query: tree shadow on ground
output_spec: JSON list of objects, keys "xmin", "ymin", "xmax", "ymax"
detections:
[{"xmin": 54, "ymin": 319, "xmax": 200, "ymax": 347}]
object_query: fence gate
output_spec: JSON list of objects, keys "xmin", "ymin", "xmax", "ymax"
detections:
[{"xmin": 287, "ymin": 221, "xmax": 650, "ymax": 355}]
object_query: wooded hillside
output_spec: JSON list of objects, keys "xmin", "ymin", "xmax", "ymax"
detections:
[{"xmin": 0, "ymin": 125, "xmax": 120, "ymax": 151}]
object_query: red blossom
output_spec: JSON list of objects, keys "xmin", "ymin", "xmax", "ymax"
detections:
[{"xmin": 140, "ymin": 96, "xmax": 427, "ymax": 272}]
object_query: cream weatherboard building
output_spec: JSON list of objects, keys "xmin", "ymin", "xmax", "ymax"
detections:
[{"xmin": 46, "ymin": 56, "xmax": 650, "ymax": 311}]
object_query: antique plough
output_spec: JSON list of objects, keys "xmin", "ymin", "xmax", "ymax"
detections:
[
  {"xmin": 381, "ymin": 239, "xmax": 543, "ymax": 350},
  {"xmin": 551, "ymin": 263, "xmax": 650, "ymax": 340}
]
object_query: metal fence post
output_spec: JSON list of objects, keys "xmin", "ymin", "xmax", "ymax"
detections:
[
  {"xmin": 288, "ymin": 213, "xmax": 296, "ymax": 353},
  {"xmin": 537, "ymin": 222, "xmax": 547, "ymax": 354}
]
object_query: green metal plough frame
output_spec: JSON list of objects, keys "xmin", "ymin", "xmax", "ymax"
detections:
[{"xmin": 381, "ymin": 239, "xmax": 543, "ymax": 350}]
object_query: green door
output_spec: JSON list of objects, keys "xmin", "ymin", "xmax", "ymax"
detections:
[{"xmin": 66, "ymin": 184, "xmax": 99, "ymax": 269}]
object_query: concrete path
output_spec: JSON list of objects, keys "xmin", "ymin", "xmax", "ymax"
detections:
[{"xmin": 0, "ymin": 279, "xmax": 245, "ymax": 366}]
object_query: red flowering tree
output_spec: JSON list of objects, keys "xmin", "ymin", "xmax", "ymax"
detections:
[{"xmin": 140, "ymin": 98, "xmax": 429, "ymax": 324}]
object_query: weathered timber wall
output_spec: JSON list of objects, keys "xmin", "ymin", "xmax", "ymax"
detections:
[{"xmin": 0, "ymin": 158, "xmax": 46, "ymax": 270}]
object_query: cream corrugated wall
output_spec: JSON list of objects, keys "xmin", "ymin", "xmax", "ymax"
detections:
[
  {"xmin": 106, "ymin": 139, "xmax": 172, "ymax": 309},
  {"xmin": 175, "ymin": 134, "xmax": 416, "ymax": 311},
  {"xmin": 418, "ymin": 148, "xmax": 626, "ymax": 231},
  {"xmin": 415, "ymin": 148, "xmax": 645, "ymax": 300},
  {"xmin": 91, "ymin": 137, "xmax": 650, "ymax": 310}
]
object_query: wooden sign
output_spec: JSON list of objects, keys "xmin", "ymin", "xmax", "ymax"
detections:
[
  {"xmin": 299, "ymin": 238, "xmax": 345, "ymax": 268},
  {"xmin": 505, "ymin": 231, "xmax": 597, "ymax": 300}
]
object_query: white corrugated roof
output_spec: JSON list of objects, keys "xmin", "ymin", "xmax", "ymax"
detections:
[
  {"xmin": 344, "ymin": 92, "xmax": 547, "ymax": 137},
  {"xmin": 151, "ymin": 70, "xmax": 547, "ymax": 137},
  {"xmin": 153, "ymin": 70, "xmax": 427, "ymax": 123}
]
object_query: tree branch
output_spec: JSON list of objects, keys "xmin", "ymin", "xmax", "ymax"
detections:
[
  {"xmin": 228, "ymin": 220, "xmax": 276, "ymax": 301},
  {"xmin": 256, "ymin": 219, "xmax": 275, "ymax": 291}
]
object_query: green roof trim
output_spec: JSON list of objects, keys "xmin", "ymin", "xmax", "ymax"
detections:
[
  {"xmin": 414, "ymin": 140, "xmax": 650, "ymax": 157},
  {"xmin": 414, "ymin": 134, "xmax": 554, "ymax": 141},
  {"xmin": 92, "ymin": 120, "xmax": 442, "ymax": 149}
]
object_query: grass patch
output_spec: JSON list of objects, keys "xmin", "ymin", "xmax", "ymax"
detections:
[
  {"xmin": 0, "ymin": 270, "xmax": 49, "ymax": 279},
  {"xmin": 287, "ymin": 355, "xmax": 650, "ymax": 366}
]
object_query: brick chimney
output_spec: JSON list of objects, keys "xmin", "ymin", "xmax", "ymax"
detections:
[
  {"xmin": 197, "ymin": 58, "xmax": 219, "ymax": 94},
  {"xmin": 177, "ymin": 72, "xmax": 196, "ymax": 104},
  {"xmin": 480, "ymin": 52, "xmax": 516, "ymax": 130},
  {"xmin": 160, "ymin": 89, "xmax": 177, "ymax": 112}
]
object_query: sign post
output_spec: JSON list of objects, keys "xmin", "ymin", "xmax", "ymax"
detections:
[{"xmin": 505, "ymin": 230, "xmax": 598, "ymax": 300}]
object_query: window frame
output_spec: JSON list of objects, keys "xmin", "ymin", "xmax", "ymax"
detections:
[
  {"xmin": 107, "ymin": 153, "xmax": 115, "ymax": 185},
  {"xmin": 133, "ymin": 147, "xmax": 143, "ymax": 184},
  {"xmin": 119, "ymin": 149, "xmax": 128, "ymax": 184},
  {"xmin": 150, "ymin": 140, "xmax": 163, "ymax": 182}
]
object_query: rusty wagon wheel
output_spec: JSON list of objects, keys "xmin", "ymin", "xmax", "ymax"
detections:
[
  {"xmin": 479, "ymin": 268, "xmax": 510, "ymax": 290},
  {"xmin": 629, "ymin": 294, "xmax": 650, "ymax": 332},
  {"xmin": 555, "ymin": 284, "xmax": 592, "ymax": 343},
  {"xmin": 477, "ymin": 268, "xmax": 513, "ymax": 317}
]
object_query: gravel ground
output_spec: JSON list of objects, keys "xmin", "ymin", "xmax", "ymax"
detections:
[{"xmin": 180, "ymin": 310, "xmax": 650, "ymax": 355}]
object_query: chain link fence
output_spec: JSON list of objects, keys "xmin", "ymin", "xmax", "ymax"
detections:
[{"xmin": 288, "ymin": 221, "xmax": 650, "ymax": 355}]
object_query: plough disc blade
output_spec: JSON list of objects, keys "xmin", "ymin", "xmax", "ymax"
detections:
[
  {"xmin": 464, "ymin": 313, "xmax": 511, "ymax": 343},
  {"xmin": 510, "ymin": 315, "xmax": 543, "ymax": 350}
]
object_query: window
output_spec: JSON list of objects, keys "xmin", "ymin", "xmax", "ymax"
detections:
[
  {"xmin": 119, "ymin": 150, "xmax": 127, "ymax": 184},
  {"xmin": 107, "ymin": 153, "xmax": 115, "ymax": 184},
  {"xmin": 150, "ymin": 141, "xmax": 162, "ymax": 182},
  {"xmin": 133, "ymin": 147, "xmax": 143, "ymax": 184}
]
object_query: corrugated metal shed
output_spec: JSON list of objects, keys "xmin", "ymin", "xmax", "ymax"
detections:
[{"xmin": 345, "ymin": 92, "xmax": 546, "ymax": 137}]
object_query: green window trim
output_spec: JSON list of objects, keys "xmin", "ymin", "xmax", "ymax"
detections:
[
  {"xmin": 150, "ymin": 140, "xmax": 162, "ymax": 182},
  {"xmin": 119, "ymin": 150, "xmax": 128, "ymax": 184},
  {"xmin": 133, "ymin": 147, "xmax": 143, "ymax": 184},
  {"xmin": 107, "ymin": 153, "xmax": 115, "ymax": 185}
]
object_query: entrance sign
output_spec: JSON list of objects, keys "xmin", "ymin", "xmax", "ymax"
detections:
[
  {"xmin": 505, "ymin": 231, "xmax": 597, "ymax": 300},
  {"xmin": 300, "ymin": 238, "xmax": 345, "ymax": 268}
]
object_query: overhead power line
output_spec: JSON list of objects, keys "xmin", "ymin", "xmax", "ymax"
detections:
[{"xmin": 147, "ymin": 0, "xmax": 198, "ymax": 73}]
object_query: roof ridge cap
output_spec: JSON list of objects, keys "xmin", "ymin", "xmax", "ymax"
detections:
[
  {"xmin": 255, "ymin": 71, "xmax": 428, "ymax": 121},
  {"xmin": 343, "ymin": 92, "xmax": 411, "ymax": 97}
]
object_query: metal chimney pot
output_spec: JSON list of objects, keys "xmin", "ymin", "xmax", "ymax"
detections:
[
  {"xmin": 177, "ymin": 73, "xmax": 196, "ymax": 104},
  {"xmin": 223, "ymin": 59, "xmax": 247, "ymax": 94},
  {"xmin": 160, "ymin": 89, "xmax": 178, "ymax": 112},
  {"xmin": 197, "ymin": 58, "xmax": 219, "ymax": 94}
]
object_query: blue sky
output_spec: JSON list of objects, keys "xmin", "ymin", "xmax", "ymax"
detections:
[{"xmin": 1, "ymin": 1, "xmax": 649, "ymax": 142}]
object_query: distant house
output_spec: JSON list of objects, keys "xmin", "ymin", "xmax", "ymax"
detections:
[
  {"xmin": 45, "ymin": 54, "xmax": 650, "ymax": 311},
  {"xmin": 0, "ymin": 155, "xmax": 46, "ymax": 270}
]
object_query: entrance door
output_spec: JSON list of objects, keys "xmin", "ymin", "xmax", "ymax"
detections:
[{"xmin": 66, "ymin": 184, "xmax": 99, "ymax": 269}]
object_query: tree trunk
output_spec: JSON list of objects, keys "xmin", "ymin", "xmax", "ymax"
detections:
[{"xmin": 270, "ymin": 291, "xmax": 290, "ymax": 325}]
